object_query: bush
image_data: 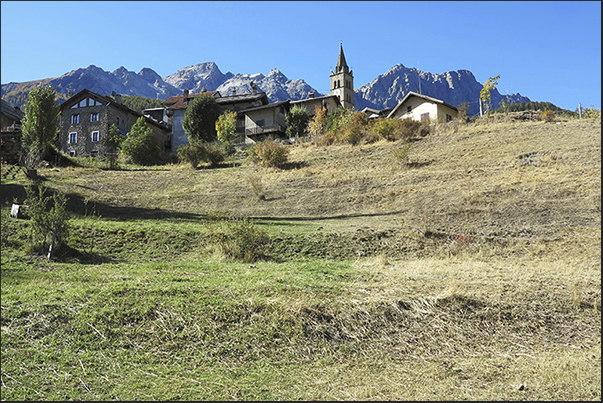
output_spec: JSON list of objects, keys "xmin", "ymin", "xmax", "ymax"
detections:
[
  {"xmin": 208, "ymin": 217, "xmax": 270, "ymax": 262},
  {"xmin": 396, "ymin": 119, "xmax": 424, "ymax": 141},
  {"xmin": 372, "ymin": 118, "xmax": 397, "ymax": 141},
  {"xmin": 338, "ymin": 112, "xmax": 368, "ymax": 145},
  {"xmin": 178, "ymin": 141, "xmax": 225, "ymax": 168},
  {"xmin": 23, "ymin": 184, "xmax": 70, "ymax": 256},
  {"xmin": 248, "ymin": 141, "xmax": 289, "ymax": 168},
  {"xmin": 541, "ymin": 110, "xmax": 556, "ymax": 123},
  {"xmin": 120, "ymin": 117, "xmax": 161, "ymax": 165}
]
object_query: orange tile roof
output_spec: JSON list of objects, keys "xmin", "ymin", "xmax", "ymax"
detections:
[{"xmin": 164, "ymin": 91, "xmax": 220, "ymax": 109}]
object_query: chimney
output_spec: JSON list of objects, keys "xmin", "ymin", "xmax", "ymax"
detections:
[
  {"xmin": 115, "ymin": 94, "xmax": 122, "ymax": 104},
  {"xmin": 183, "ymin": 89, "xmax": 189, "ymax": 97},
  {"xmin": 308, "ymin": 92, "xmax": 315, "ymax": 99},
  {"xmin": 232, "ymin": 88, "xmax": 236, "ymax": 95},
  {"xmin": 201, "ymin": 88, "xmax": 207, "ymax": 93},
  {"xmin": 68, "ymin": 91, "xmax": 73, "ymax": 97}
]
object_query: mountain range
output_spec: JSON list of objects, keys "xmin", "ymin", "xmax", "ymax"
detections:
[{"xmin": 1, "ymin": 62, "xmax": 530, "ymax": 117}]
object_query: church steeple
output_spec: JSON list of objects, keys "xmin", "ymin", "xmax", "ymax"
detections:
[
  {"xmin": 330, "ymin": 43, "xmax": 354, "ymax": 110},
  {"xmin": 335, "ymin": 44, "xmax": 349, "ymax": 74}
]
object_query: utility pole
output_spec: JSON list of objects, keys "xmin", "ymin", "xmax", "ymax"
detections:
[{"xmin": 578, "ymin": 103, "xmax": 582, "ymax": 118}]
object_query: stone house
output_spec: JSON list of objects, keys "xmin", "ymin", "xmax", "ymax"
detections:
[
  {"xmin": 387, "ymin": 91, "xmax": 458, "ymax": 123},
  {"xmin": 58, "ymin": 89, "xmax": 171, "ymax": 158},
  {"xmin": 1, "ymin": 98, "xmax": 25, "ymax": 164},
  {"xmin": 290, "ymin": 93, "xmax": 341, "ymax": 118}
]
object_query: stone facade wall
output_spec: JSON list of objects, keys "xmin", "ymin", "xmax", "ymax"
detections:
[
  {"xmin": 59, "ymin": 96, "xmax": 169, "ymax": 157},
  {"xmin": 0, "ymin": 130, "xmax": 23, "ymax": 164}
]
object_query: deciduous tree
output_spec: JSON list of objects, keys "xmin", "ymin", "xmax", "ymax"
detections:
[
  {"xmin": 21, "ymin": 85, "xmax": 60, "ymax": 168},
  {"xmin": 216, "ymin": 110, "xmax": 238, "ymax": 144},
  {"xmin": 285, "ymin": 104, "xmax": 309, "ymax": 139},
  {"xmin": 182, "ymin": 94, "xmax": 221, "ymax": 143},
  {"xmin": 480, "ymin": 74, "xmax": 500, "ymax": 114}
]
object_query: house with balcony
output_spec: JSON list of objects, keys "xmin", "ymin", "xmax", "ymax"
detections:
[{"xmin": 237, "ymin": 100, "xmax": 290, "ymax": 143}]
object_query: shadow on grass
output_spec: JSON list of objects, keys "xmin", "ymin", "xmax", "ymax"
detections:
[
  {"xmin": 252, "ymin": 209, "xmax": 406, "ymax": 224},
  {"xmin": 1, "ymin": 182, "xmax": 207, "ymax": 222}
]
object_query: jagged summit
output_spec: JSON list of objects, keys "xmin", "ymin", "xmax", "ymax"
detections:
[{"xmin": 2, "ymin": 60, "xmax": 531, "ymax": 116}]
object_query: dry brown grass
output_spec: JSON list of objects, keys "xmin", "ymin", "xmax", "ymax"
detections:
[{"xmin": 1, "ymin": 117, "xmax": 600, "ymax": 400}]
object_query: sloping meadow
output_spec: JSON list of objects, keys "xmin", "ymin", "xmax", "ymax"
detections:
[{"xmin": 1, "ymin": 117, "xmax": 600, "ymax": 400}]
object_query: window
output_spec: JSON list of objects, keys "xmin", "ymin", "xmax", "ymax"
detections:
[
  {"xmin": 79, "ymin": 99, "xmax": 87, "ymax": 108},
  {"xmin": 91, "ymin": 131, "xmax": 99, "ymax": 142},
  {"xmin": 116, "ymin": 117, "xmax": 120, "ymax": 125},
  {"xmin": 71, "ymin": 114, "xmax": 80, "ymax": 124},
  {"xmin": 90, "ymin": 151, "xmax": 98, "ymax": 158},
  {"xmin": 70, "ymin": 103, "xmax": 78, "ymax": 109},
  {"xmin": 91, "ymin": 113, "xmax": 99, "ymax": 122},
  {"xmin": 69, "ymin": 150, "xmax": 76, "ymax": 157},
  {"xmin": 446, "ymin": 114, "xmax": 453, "ymax": 122},
  {"xmin": 69, "ymin": 132, "xmax": 77, "ymax": 143},
  {"xmin": 407, "ymin": 106, "xmax": 412, "ymax": 113}
]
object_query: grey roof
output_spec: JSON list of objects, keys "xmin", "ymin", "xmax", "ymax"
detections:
[
  {"xmin": 290, "ymin": 94, "xmax": 341, "ymax": 105},
  {"xmin": 216, "ymin": 92, "xmax": 268, "ymax": 105},
  {"xmin": 336, "ymin": 44, "xmax": 348, "ymax": 70},
  {"xmin": 1, "ymin": 99, "xmax": 25, "ymax": 122},
  {"xmin": 238, "ymin": 100, "xmax": 290, "ymax": 114}
]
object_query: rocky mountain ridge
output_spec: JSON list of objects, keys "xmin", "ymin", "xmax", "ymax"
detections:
[{"xmin": 2, "ymin": 61, "xmax": 531, "ymax": 116}]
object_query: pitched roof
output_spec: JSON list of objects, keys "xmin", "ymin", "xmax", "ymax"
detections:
[
  {"xmin": 290, "ymin": 94, "xmax": 342, "ymax": 109},
  {"xmin": 1, "ymin": 98, "xmax": 24, "ymax": 122},
  {"xmin": 60, "ymin": 89, "xmax": 169, "ymax": 131},
  {"xmin": 216, "ymin": 92, "xmax": 269, "ymax": 106},
  {"xmin": 387, "ymin": 91, "xmax": 458, "ymax": 118},
  {"xmin": 59, "ymin": 88, "xmax": 110, "ymax": 111},
  {"xmin": 163, "ymin": 91, "xmax": 220, "ymax": 109},
  {"xmin": 238, "ymin": 100, "xmax": 290, "ymax": 115}
]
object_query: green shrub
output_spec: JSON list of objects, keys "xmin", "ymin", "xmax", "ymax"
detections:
[
  {"xmin": 208, "ymin": 217, "xmax": 270, "ymax": 262},
  {"xmin": 178, "ymin": 141, "xmax": 225, "ymax": 168},
  {"xmin": 23, "ymin": 184, "xmax": 70, "ymax": 256},
  {"xmin": 248, "ymin": 141, "xmax": 289, "ymax": 168},
  {"xmin": 120, "ymin": 116, "xmax": 162, "ymax": 165}
]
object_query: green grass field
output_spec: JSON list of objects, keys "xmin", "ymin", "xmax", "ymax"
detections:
[{"xmin": 1, "ymin": 116, "xmax": 600, "ymax": 400}]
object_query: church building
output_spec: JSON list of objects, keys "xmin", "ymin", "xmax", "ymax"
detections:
[{"xmin": 330, "ymin": 44, "xmax": 354, "ymax": 110}]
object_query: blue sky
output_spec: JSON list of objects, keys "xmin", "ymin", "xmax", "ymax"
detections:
[{"xmin": 1, "ymin": 1, "xmax": 601, "ymax": 111}]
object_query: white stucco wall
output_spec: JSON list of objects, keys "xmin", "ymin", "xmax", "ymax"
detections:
[{"xmin": 392, "ymin": 98, "xmax": 458, "ymax": 122}]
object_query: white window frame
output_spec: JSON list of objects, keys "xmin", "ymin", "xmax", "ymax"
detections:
[
  {"xmin": 71, "ymin": 114, "xmax": 80, "ymax": 124},
  {"xmin": 91, "ymin": 131, "xmax": 99, "ymax": 142},
  {"xmin": 69, "ymin": 132, "xmax": 77, "ymax": 144},
  {"xmin": 91, "ymin": 113, "xmax": 99, "ymax": 122}
]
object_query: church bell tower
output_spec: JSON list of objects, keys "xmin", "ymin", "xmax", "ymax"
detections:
[{"xmin": 330, "ymin": 44, "xmax": 354, "ymax": 110}]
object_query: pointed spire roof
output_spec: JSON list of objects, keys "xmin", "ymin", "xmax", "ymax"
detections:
[{"xmin": 335, "ymin": 44, "xmax": 349, "ymax": 74}]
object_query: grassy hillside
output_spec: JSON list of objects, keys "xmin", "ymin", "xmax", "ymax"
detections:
[{"xmin": 1, "ymin": 117, "xmax": 600, "ymax": 400}]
